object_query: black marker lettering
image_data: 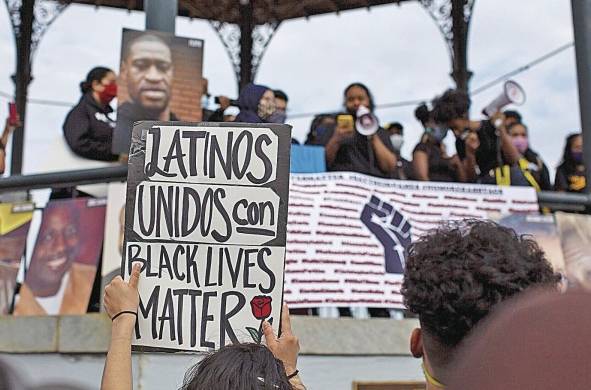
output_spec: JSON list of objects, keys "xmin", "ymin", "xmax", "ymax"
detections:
[
  {"xmin": 219, "ymin": 291, "xmax": 246, "ymax": 346},
  {"xmin": 162, "ymin": 130, "xmax": 187, "ymax": 179},
  {"xmin": 200, "ymin": 291, "xmax": 217, "ymax": 348},
  {"xmin": 257, "ymin": 247, "xmax": 276, "ymax": 294},
  {"xmin": 246, "ymin": 133, "xmax": 273, "ymax": 184}
]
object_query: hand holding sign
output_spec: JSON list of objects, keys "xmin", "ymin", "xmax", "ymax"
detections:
[
  {"xmin": 104, "ymin": 263, "xmax": 141, "ymax": 320},
  {"xmin": 263, "ymin": 303, "xmax": 299, "ymax": 375}
]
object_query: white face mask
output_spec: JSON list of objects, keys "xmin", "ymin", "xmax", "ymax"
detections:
[
  {"xmin": 390, "ymin": 134, "xmax": 404, "ymax": 151},
  {"xmin": 201, "ymin": 94, "xmax": 210, "ymax": 110}
]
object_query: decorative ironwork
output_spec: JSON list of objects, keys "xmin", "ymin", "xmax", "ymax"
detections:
[
  {"xmin": 5, "ymin": 0, "xmax": 69, "ymax": 56},
  {"xmin": 210, "ymin": 20, "xmax": 281, "ymax": 85},
  {"xmin": 418, "ymin": 0, "xmax": 475, "ymax": 59}
]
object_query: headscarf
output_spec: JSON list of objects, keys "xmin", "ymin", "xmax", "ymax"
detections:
[{"xmin": 235, "ymin": 83, "xmax": 270, "ymax": 123}]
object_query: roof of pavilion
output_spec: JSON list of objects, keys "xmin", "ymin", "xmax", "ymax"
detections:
[{"xmin": 58, "ymin": 0, "xmax": 411, "ymax": 24}]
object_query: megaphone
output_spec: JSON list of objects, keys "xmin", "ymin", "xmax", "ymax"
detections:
[
  {"xmin": 482, "ymin": 80, "xmax": 526, "ymax": 117},
  {"xmin": 355, "ymin": 106, "xmax": 379, "ymax": 136}
]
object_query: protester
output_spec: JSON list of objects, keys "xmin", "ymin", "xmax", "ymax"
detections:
[
  {"xmin": 235, "ymin": 83, "xmax": 276, "ymax": 124},
  {"xmin": 324, "ymin": 83, "xmax": 397, "ymax": 178},
  {"xmin": 401, "ymin": 220, "xmax": 559, "ymax": 389},
  {"xmin": 101, "ymin": 264, "xmax": 305, "ymax": 390},
  {"xmin": 412, "ymin": 103, "xmax": 465, "ymax": 182},
  {"xmin": 555, "ymin": 133, "xmax": 586, "ymax": 192},
  {"xmin": 384, "ymin": 122, "xmax": 413, "ymax": 180},
  {"xmin": 448, "ymin": 290, "xmax": 591, "ymax": 390},
  {"xmin": 62, "ymin": 67, "xmax": 119, "ymax": 162},
  {"xmin": 507, "ymin": 122, "xmax": 552, "ymax": 190},
  {"xmin": 304, "ymin": 114, "xmax": 336, "ymax": 146},
  {"xmin": 432, "ymin": 89, "xmax": 520, "ymax": 183},
  {"xmin": 272, "ymin": 89, "xmax": 289, "ymax": 125},
  {"xmin": 113, "ymin": 33, "xmax": 177, "ymax": 155},
  {"xmin": 503, "ymin": 109, "xmax": 522, "ymax": 128}
]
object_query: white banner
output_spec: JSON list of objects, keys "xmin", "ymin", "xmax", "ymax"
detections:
[{"xmin": 284, "ymin": 172, "xmax": 539, "ymax": 308}]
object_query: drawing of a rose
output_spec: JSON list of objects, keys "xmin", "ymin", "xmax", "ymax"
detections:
[
  {"xmin": 250, "ymin": 295, "xmax": 272, "ymax": 319},
  {"xmin": 246, "ymin": 296, "xmax": 273, "ymax": 344}
]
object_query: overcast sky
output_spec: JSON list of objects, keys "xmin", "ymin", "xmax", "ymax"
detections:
[{"xmin": 0, "ymin": 0, "xmax": 580, "ymax": 178}]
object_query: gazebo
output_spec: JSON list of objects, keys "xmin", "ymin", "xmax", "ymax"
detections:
[
  {"xmin": 3, "ymin": 0, "xmax": 591, "ymax": 196},
  {"xmin": 5, "ymin": 0, "xmax": 476, "ymax": 175}
]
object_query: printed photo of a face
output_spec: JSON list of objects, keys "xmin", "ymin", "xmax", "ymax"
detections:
[
  {"xmin": 112, "ymin": 29, "xmax": 204, "ymax": 155},
  {"xmin": 14, "ymin": 198, "xmax": 107, "ymax": 316},
  {"xmin": 0, "ymin": 204, "xmax": 33, "ymax": 315}
]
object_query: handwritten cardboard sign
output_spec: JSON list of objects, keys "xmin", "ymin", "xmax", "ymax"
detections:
[{"xmin": 122, "ymin": 121, "xmax": 291, "ymax": 352}]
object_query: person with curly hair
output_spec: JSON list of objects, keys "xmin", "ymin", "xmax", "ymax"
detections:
[
  {"xmin": 401, "ymin": 220, "xmax": 560, "ymax": 389},
  {"xmin": 431, "ymin": 89, "xmax": 521, "ymax": 183}
]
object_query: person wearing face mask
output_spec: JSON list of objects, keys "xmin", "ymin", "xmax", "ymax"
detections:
[
  {"xmin": 507, "ymin": 122, "xmax": 551, "ymax": 191},
  {"xmin": 555, "ymin": 133, "xmax": 586, "ymax": 193},
  {"xmin": 431, "ymin": 89, "xmax": 520, "ymax": 183},
  {"xmin": 412, "ymin": 103, "xmax": 466, "ymax": 182},
  {"xmin": 385, "ymin": 122, "xmax": 413, "ymax": 180},
  {"xmin": 324, "ymin": 82, "xmax": 397, "ymax": 178},
  {"xmin": 63, "ymin": 67, "xmax": 119, "ymax": 162},
  {"xmin": 235, "ymin": 83, "xmax": 276, "ymax": 124}
]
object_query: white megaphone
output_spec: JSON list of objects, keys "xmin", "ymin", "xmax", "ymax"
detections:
[
  {"xmin": 482, "ymin": 80, "xmax": 526, "ymax": 117},
  {"xmin": 355, "ymin": 105, "xmax": 379, "ymax": 136}
]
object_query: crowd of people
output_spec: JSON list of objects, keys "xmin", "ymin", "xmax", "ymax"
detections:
[
  {"xmin": 14, "ymin": 65, "xmax": 579, "ymax": 195},
  {"xmin": 1, "ymin": 219, "xmax": 589, "ymax": 389}
]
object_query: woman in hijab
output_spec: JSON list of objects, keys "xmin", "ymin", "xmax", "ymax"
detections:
[
  {"xmin": 235, "ymin": 83, "xmax": 276, "ymax": 124},
  {"xmin": 63, "ymin": 67, "xmax": 119, "ymax": 162}
]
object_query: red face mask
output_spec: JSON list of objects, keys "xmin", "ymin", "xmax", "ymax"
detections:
[{"xmin": 98, "ymin": 82, "xmax": 117, "ymax": 105}]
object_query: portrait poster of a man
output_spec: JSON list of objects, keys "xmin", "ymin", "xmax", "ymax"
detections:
[
  {"xmin": 13, "ymin": 198, "xmax": 107, "ymax": 316},
  {"xmin": 112, "ymin": 28, "xmax": 204, "ymax": 155},
  {"xmin": 0, "ymin": 203, "xmax": 33, "ymax": 315}
]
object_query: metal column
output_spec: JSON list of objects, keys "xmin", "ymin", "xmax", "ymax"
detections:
[
  {"xmin": 145, "ymin": 0, "xmax": 177, "ymax": 33},
  {"xmin": 450, "ymin": 0, "xmax": 472, "ymax": 92},
  {"xmin": 572, "ymin": 0, "xmax": 591, "ymax": 193},
  {"xmin": 239, "ymin": 0, "xmax": 254, "ymax": 91},
  {"xmin": 11, "ymin": 0, "xmax": 35, "ymax": 175}
]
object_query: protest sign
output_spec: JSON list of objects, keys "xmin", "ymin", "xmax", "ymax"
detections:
[
  {"xmin": 112, "ymin": 29, "xmax": 204, "ymax": 155},
  {"xmin": 0, "ymin": 202, "xmax": 33, "ymax": 315},
  {"xmin": 556, "ymin": 212, "xmax": 591, "ymax": 289},
  {"xmin": 123, "ymin": 121, "xmax": 291, "ymax": 352},
  {"xmin": 14, "ymin": 198, "xmax": 106, "ymax": 316},
  {"xmin": 284, "ymin": 172, "xmax": 539, "ymax": 309},
  {"xmin": 496, "ymin": 214, "xmax": 565, "ymax": 275},
  {"xmin": 101, "ymin": 182, "xmax": 128, "ymax": 299}
]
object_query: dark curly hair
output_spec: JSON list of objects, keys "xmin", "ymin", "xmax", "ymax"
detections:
[
  {"xmin": 431, "ymin": 89, "xmax": 471, "ymax": 125},
  {"xmin": 181, "ymin": 343, "xmax": 292, "ymax": 390},
  {"xmin": 402, "ymin": 219, "xmax": 559, "ymax": 348}
]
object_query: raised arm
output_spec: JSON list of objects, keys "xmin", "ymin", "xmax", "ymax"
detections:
[
  {"xmin": 101, "ymin": 263, "xmax": 141, "ymax": 390},
  {"xmin": 263, "ymin": 303, "xmax": 306, "ymax": 390},
  {"xmin": 371, "ymin": 135, "xmax": 397, "ymax": 174}
]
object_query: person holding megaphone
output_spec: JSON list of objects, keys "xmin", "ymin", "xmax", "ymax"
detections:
[
  {"xmin": 431, "ymin": 88, "xmax": 521, "ymax": 183},
  {"xmin": 324, "ymin": 83, "xmax": 398, "ymax": 178}
]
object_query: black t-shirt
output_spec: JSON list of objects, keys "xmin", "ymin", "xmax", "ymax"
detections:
[
  {"xmin": 326, "ymin": 127, "xmax": 396, "ymax": 178},
  {"xmin": 392, "ymin": 156, "xmax": 414, "ymax": 180},
  {"xmin": 413, "ymin": 141, "xmax": 458, "ymax": 182},
  {"xmin": 555, "ymin": 163, "xmax": 587, "ymax": 192},
  {"xmin": 62, "ymin": 93, "xmax": 118, "ymax": 162},
  {"xmin": 456, "ymin": 120, "xmax": 499, "ymax": 176}
]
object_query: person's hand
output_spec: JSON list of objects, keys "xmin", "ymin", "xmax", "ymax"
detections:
[
  {"xmin": 489, "ymin": 111, "xmax": 506, "ymax": 129},
  {"xmin": 104, "ymin": 263, "xmax": 141, "ymax": 321},
  {"xmin": 263, "ymin": 303, "xmax": 300, "ymax": 375},
  {"xmin": 4, "ymin": 116, "xmax": 21, "ymax": 134},
  {"xmin": 217, "ymin": 96, "xmax": 231, "ymax": 111}
]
